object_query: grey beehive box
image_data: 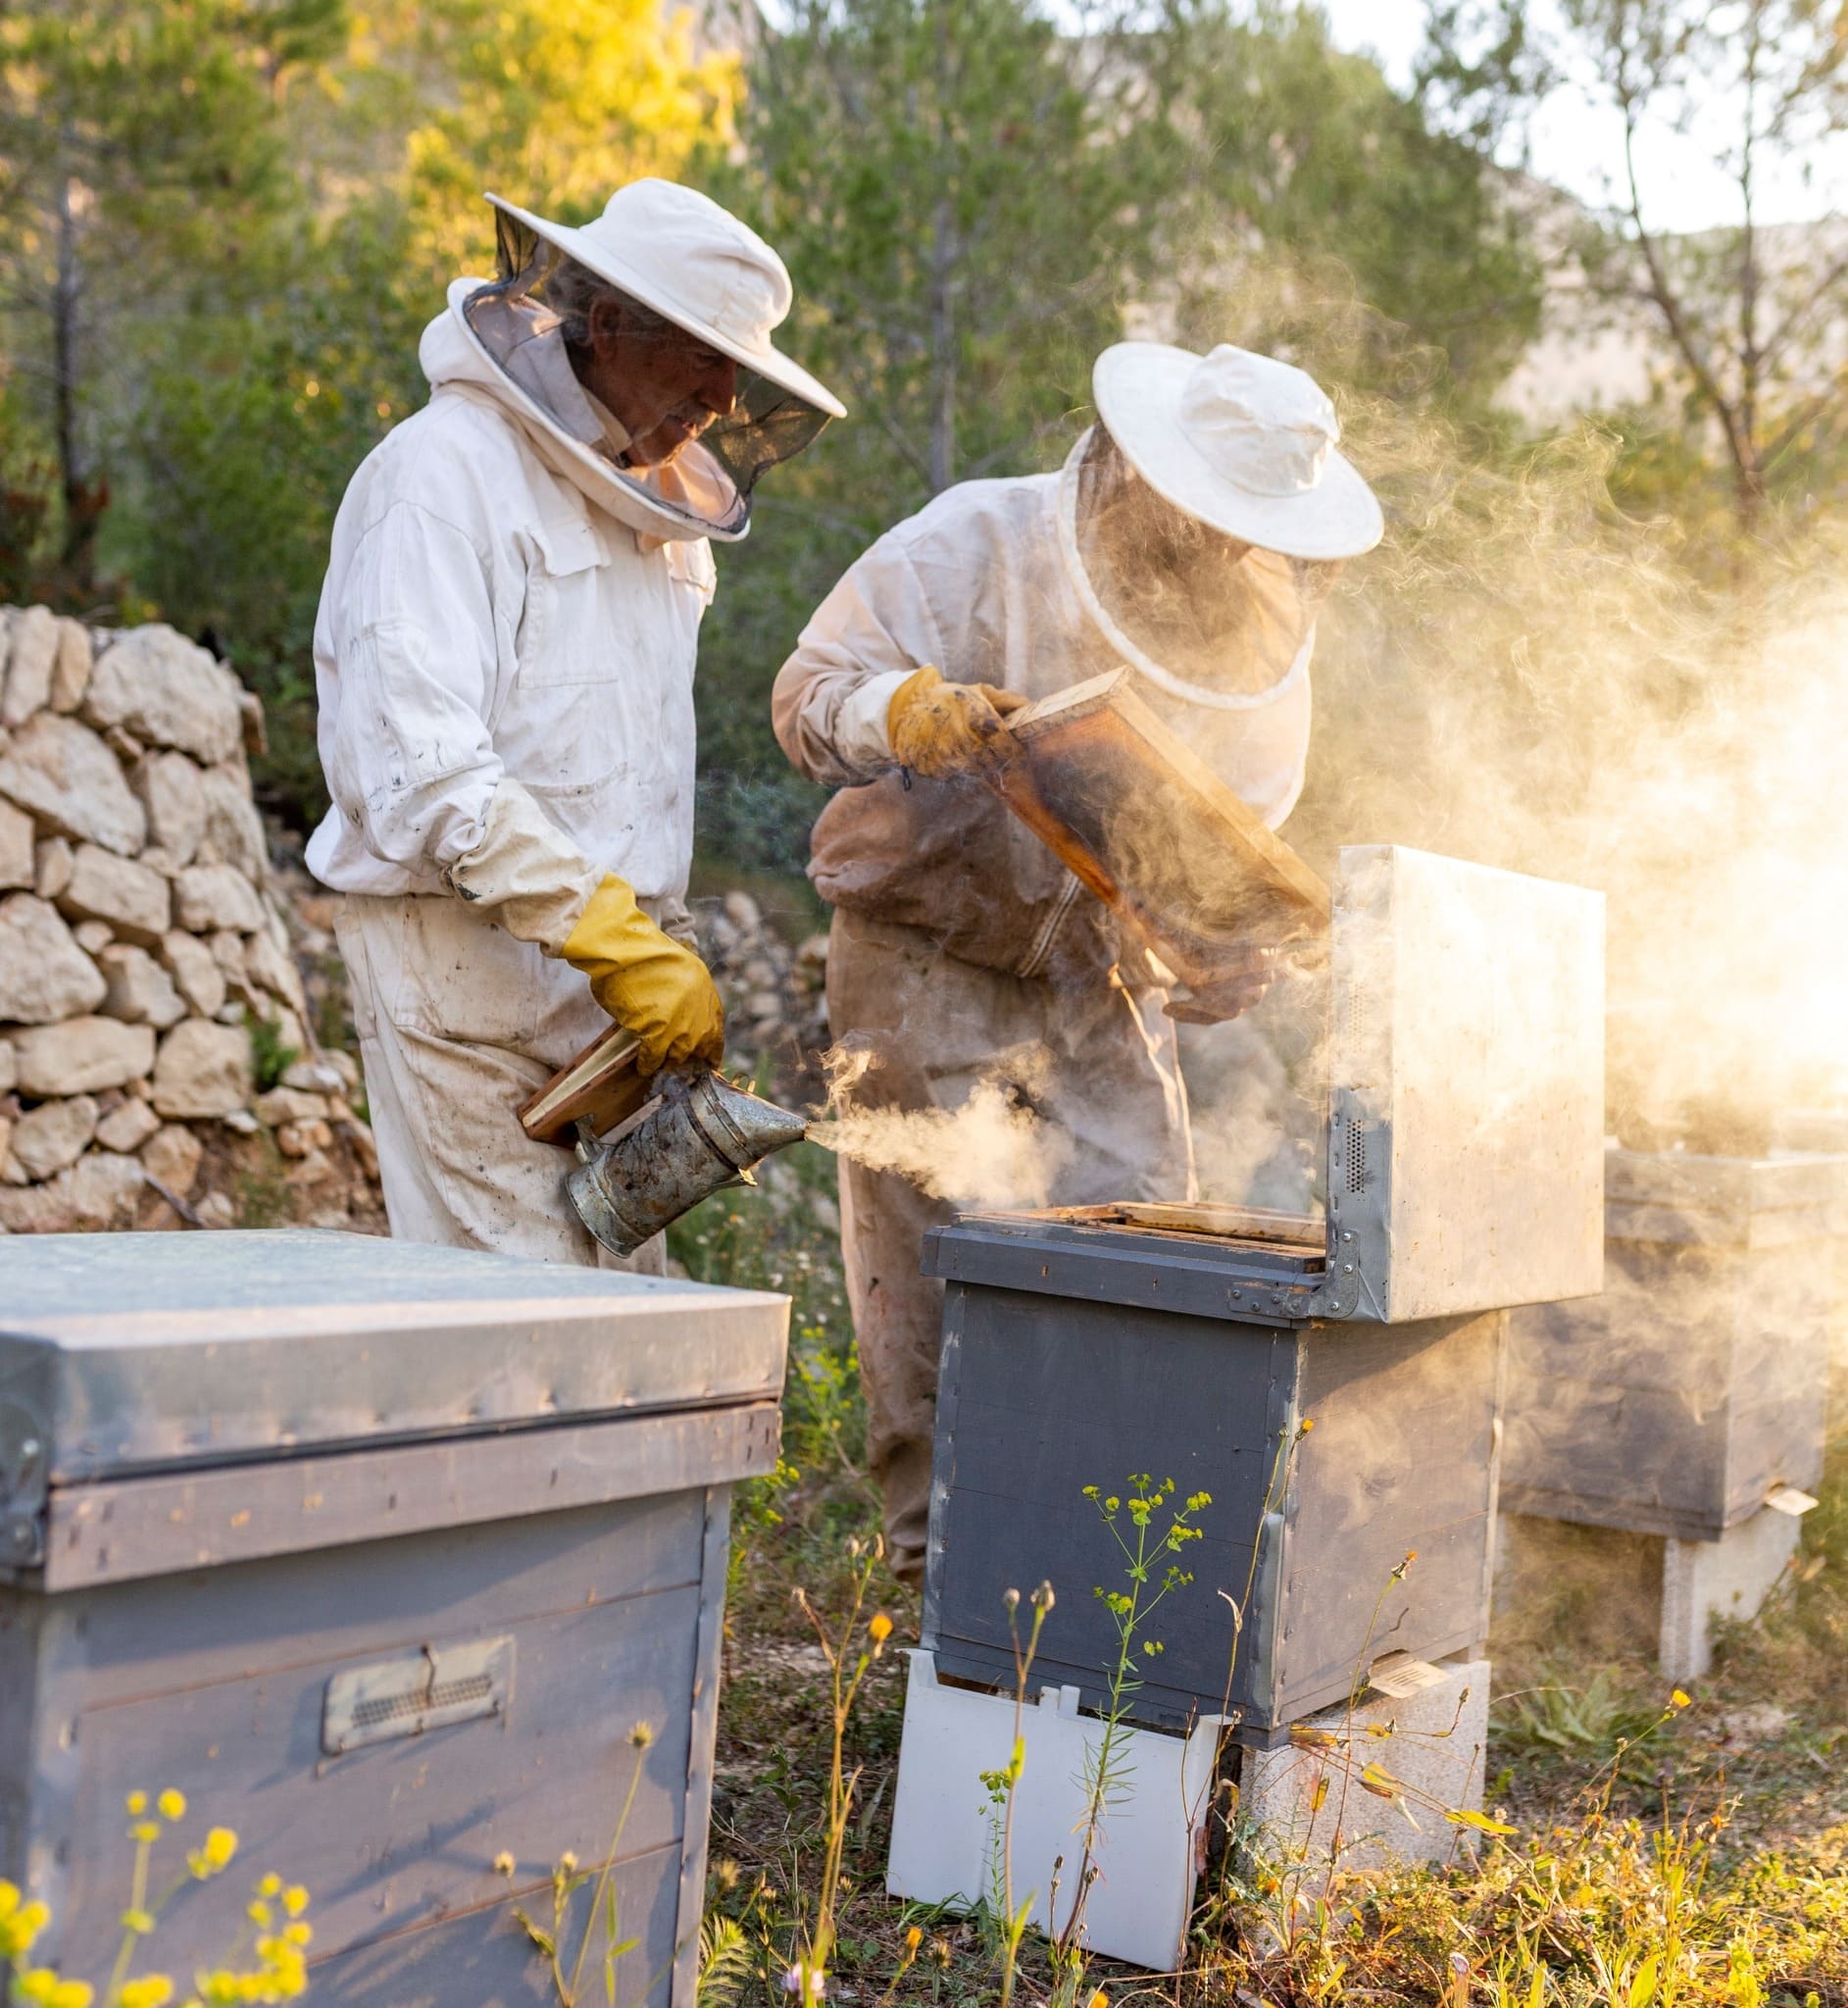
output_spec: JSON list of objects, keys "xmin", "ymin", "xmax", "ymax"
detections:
[
  {"xmin": 917, "ymin": 845, "xmax": 1604, "ymax": 1742},
  {"xmin": 920, "ymin": 1215, "xmax": 1502, "ymax": 1743},
  {"xmin": 1503, "ymin": 1149, "xmax": 1840, "ymax": 1537},
  {"xmin": 0, "ymin": 1230, "xmax": 786, "ymax": 2007}
]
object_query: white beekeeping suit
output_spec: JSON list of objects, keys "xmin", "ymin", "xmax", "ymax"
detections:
[
  {"xmin": 773, "ymin": 342, "xmax": 1382, "ymax": 1582},
  {"xmin": 307, "ymin": 178, "xmax": 841, "ymax": 1261}
]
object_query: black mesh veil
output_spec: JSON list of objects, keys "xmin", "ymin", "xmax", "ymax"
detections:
[{"xmin": 464, "ymin": 211, "xmax": 832, "ymax": 537}]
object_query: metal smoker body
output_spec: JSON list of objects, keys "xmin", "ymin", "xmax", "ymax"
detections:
[{"xmin": 569, "ymin": 1068, "xmax": 807, "ymax": 1257}]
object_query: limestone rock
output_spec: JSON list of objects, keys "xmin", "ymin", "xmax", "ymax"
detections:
[
  {"xmin": 0, "ymin": 714, "xmax": 148, "ymax": 855},
  {"xmin": 280, "ymin": 1057, "xmax": 347, "ymax": 1094},
  {"xmin": 34, "ymin": 837, "xmax": 73, "ymax": 900},
  {"xmin": 11, "ymin": 1095, "xmax": 99, "ymax": 1180},
  {"xmin": 255, "ymin": 1085, "xmax": 328, "ymax": 1127},
  {"xmin": 103, "ymin": 726, "xmax": 145, "ymax": 765},
  {"xmin": 0, "ymin": 797, "xmax": 31, "ymax": 891},
  {"xmin": 0, "ymin": 1151, "xmax": 144, "ymax": 1232},
  {"xmin": 132, "ymin": 751, "xmax": 206, "ymax": 867},
  {"xmin": 238, "ymin": 688, "xmax": 267, "ymax": 758},
  {"xmin": 83, "ymin": 625, "xmax": 243, "ymax": 765},
  {"xmin": 59, "ymin": 843, "xmax": 172, "ymax": 946},
  {"xmin": 151, "ymin": 1017, "xmax": 252, "ymax": 1119},
  {"xmin": 0, "ymin": 895, "xmax": 107, "ymax": 1023},
  {"xmin": 10, "ymin": 1017, "xmax": 157, "ymax": 1096},
  {"xmin": 49, "ymin": 618, "xmax": 92, "ymax": 714},
  {"xmin": 209, "ymin": 929, "xmax": 247, "ymax": 979},
  {"xmin": 95, "ymin": 1096, "xmax": 160, "ymax": 1153},
  {"xmin": 340, "ymin": 1115, "xmax": 379, "ymax": 1180},
  {"xmin": 173, "ymin": 862, "xmax": 264, "ymax": 934},
  {"xmin": 276, "ymin": 1117, "xmax": 334, "ymax": 1159},
  {"xmin": 73, "ymin": 920, "xmax": 113, "ymax": 955},
  {"xmin": 196, "ymin": 1189, "xmax": 237, "ymax": 1228},
  {"xmin": 160, "ymin": 930, "xmax": 226, "ymax": 1018},
  {"xmin": 0, "ymin": 1037, "xmax": 13, "ymax": 1094},
  {"xmin": 1, "ymin": 605, "xmax": 58, "ymax": 728},
  {"xmin": 141, "ymin": 1123, "xmax": 204, "ymax": 1196},
  {"xmin": 200, "ymin": 763, "xmax": 267, "ymax": 881},
  {"xmin": 99, "ymin": 944, "xmax": 187, "ymax": 1029},
  {"xmin": 243, "ymin": 925, "xmax": 307, "ymax": 1015}
]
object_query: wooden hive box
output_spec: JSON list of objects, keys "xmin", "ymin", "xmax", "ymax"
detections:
[
  {"xmin": 1502, "ymin": 1150, "xmax": 1843, "ymax": 1539},
  {"xmin": 0, "ymin": 1231, "xmax": 785, "ymax": 2007},
  {"xmin": 919, "ymin": 1209, "xmax": 1503, "ymax": 1744}
]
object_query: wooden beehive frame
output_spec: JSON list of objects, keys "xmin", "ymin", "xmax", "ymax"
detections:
[{"xmin": 986, "ymin": 670, "xmax": 1331, "ymax": 990}]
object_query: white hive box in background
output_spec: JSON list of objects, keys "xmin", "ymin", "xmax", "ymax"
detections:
[{"xmin": 0, "ymin": 1230, "xmax": 787, "ymax": 2008}]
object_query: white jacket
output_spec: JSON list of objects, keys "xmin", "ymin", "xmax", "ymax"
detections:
[
  {"xmin": 773, "ymin": 464, "xmax": 1313, "ymax": 978},
  {"xmin": 304, "ymin": 292, "xmax": 716, "ymax": 927}
]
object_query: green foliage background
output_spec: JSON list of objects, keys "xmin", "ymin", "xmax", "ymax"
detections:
[{"xmin": 0, "ymin": 0, "xmax": 1554, "ymax": 865}]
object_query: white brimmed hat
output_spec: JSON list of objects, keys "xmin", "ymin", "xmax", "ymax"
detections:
[
  {"xmin": 485, "ymin": 178, "xmax": 845, "ymax": 420},
  {"xmin": 1092, "ymin": 342, "xmax": 1381, "ymax": 561}
]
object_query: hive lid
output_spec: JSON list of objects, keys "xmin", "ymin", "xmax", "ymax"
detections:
[{"xmin": 0, "ymin": 1230, "xmax": 788, "ymax": 1483}]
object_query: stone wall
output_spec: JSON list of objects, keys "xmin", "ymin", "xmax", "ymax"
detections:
[{"xmin": 0, "ymin": 607, "xmax": 379, "ymax": 1233}]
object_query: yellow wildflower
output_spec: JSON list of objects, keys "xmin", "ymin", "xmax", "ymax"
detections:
[
  {"xmin": 120, "ymin": 1981, "xmax": 175, "ymax": 2008},
  {"xmin": 121, "ymin": 1907, "xmax": 155, "ymax": 1934},
  {"xmin": 492, "ymin": 1851, "xmax": 516, "ymax": 1879},
  {"xmin": 204, "ymin": 1829, "xmax": 237, "ymax": 1869},
  {"xmin": 282, "ymin": 1922, "xmax": 312, "ymax": 1948},
  {"xmin": 247, "ymin": 1899, "xmax": 272, "ymax": 1926},
  {"xmin": 130, "ymin": 1823, "xmax": 161, "ymax": 1845},
  {"xmin": 869, "ymin": 1613, "xmax": 893, "ymax": 1644},
  {"xmin": 52, "ymin": 1983, "xmax": 95, "ymax": 2008},
  {"xmin": 1671, "ymin": 1688, "xmax": 1692, "ymax": 1710},
  {"xmin": 1, "ymin": 1897, "xmax": 51, "ymax": 1958},
  {"xmin": 905, "ymin": 1926, "xmax": 922, "ymax": 1953},
  {"xmin": 125, "ymin": 1792, "xmax": 148, "ymax": 1817},
  {"xmin": 281, "ymin": 1885, "xmax": 309, "ymax": 1919},
  {"xmin": 627, "ymin": 1722, "xmax": 655, "ymax": 1749},
  {"xmin": 258, "ymin": 1874, "xmax": 281, "ymax": 1899},
  {"xmin": 157, "ymin": 1789, "xmax": 186, "ymax": 1822}
]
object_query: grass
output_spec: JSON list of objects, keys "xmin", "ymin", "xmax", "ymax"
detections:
[{"xmin": 683, "ymin": 1159, "xmax": 1848, "ymax": 2005}]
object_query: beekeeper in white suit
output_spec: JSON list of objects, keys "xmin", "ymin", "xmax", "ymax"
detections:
[
  {"xmin": 307, "ymin": 179, "xmax": 842, "ymax": 1262},
  {"xmin": 774, "ymin": 342, "xmax": 1382, "ymax": 1581}
]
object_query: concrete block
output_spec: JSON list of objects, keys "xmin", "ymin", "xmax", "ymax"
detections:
[
  {"xmin": 1661, "ymin": 1508, "xmax": 1800, "ymax": 1682},
  {"xmin": 1239, "ymin": 1656, "xmax": 1488, "ymax": 1876}
]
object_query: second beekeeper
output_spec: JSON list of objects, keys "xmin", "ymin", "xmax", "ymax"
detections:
[
  {"xmin": 306, "ymin": 178, "xmax": 842, "ymax": 1262},
  {"xmin": 774, "ymin": 341, "xmax": 1383, "ymax": 1580}
]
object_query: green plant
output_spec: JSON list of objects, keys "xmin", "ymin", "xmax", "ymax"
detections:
[
  {"xmin": 784, "ymin": 1539, "xmax": 892, "ymax": 2003},
  {"xmin": 0, "ymin": 1787, "xmax": 312, "ymax": 2007},
  {"xmin": 507, "ymin": 1721, "xmax": 657, "ymax": 2006},
  {"xmin": 244, "ymin": 1011, "xmax": 300, "ymax": 1096},
  {"xmin": 979, "ymin": 1581, "xmax": 1054, "ymax": 2008},
  {"xmin": 1018, "ymin": 1476, "xmax": 1212, "ymax": 2004}
]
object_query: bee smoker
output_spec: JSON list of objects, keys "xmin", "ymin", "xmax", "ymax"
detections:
[{"xmin": 567, "ymin": 1067, "xmax": 809, "ymax": 1258}]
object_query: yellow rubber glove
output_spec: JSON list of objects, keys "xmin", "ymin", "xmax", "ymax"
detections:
[
  {"xmin": 561, "ymin": 875, "xmax": 725, "ymax": 1075},
  {"xmin": 886, "ymin": 664, "xmax": 1027, "ymax": 779}
]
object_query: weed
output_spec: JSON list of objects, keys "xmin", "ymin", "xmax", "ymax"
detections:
[
  {"xmin": 1, "ymin": 1788, "xmax": 310, "ymax": 2007},
  {"xmin": 509, "ymin": 1722, "xmax": 656, "ymax": 2005},
  {"xmin": 244, "ymin": 1010, "xmax": 300, "ymax": 1094}
]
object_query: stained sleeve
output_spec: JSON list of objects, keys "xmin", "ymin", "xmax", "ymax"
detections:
[{"xmin": 771, "ymin": 534, "xmax": 946, "ymax": 787}]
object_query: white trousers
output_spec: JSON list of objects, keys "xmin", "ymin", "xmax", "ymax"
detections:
[{"xmin": 335, "ymin": 892, "xmax": 665, "ymax": 1272}]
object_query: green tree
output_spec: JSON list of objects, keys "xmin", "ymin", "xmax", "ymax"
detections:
[
  {"xmin": 1425, "ymin": 0, "xmax": 1848, "ymax": 535},
  {"xmin": 0, "ymin": 0, "xmax": 342, "ymax": 597}
]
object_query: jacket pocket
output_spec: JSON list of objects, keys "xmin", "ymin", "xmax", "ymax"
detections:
[{"xmin": 391, "ymin": 896, "xmax": 546, "ymax": 1049}]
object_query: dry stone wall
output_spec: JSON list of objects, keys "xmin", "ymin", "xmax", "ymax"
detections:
[{"xmin": 0, "ymin": 607, "xmax": 375, "ymax": 1233}]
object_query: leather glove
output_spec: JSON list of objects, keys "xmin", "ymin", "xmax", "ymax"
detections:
[
  {"xmin": 886, "ymin": 664, "xmax": 1027, "ymax": 779},
  {"xmin": 561, "ymin": 875, "xmax": 725, "ymax": 1075}
]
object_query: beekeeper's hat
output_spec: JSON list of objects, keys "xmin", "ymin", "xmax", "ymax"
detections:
[
  {"xmin": 1092, "ymin": 342, "xmax": 1381, "ymax": 561},
  {"xmin": 485, "ymin": 178, "xmax": 844, "ymax": 420}
]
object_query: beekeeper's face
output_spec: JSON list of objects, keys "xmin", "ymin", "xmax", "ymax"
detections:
[{"xmin": 581, "ymin": 294, "xmax": 742, "ymax": 466}]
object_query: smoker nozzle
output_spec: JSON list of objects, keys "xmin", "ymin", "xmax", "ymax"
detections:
[{"xmin": 567, "ymin": 1067, "xmax": 808, "ymax": 1259}]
